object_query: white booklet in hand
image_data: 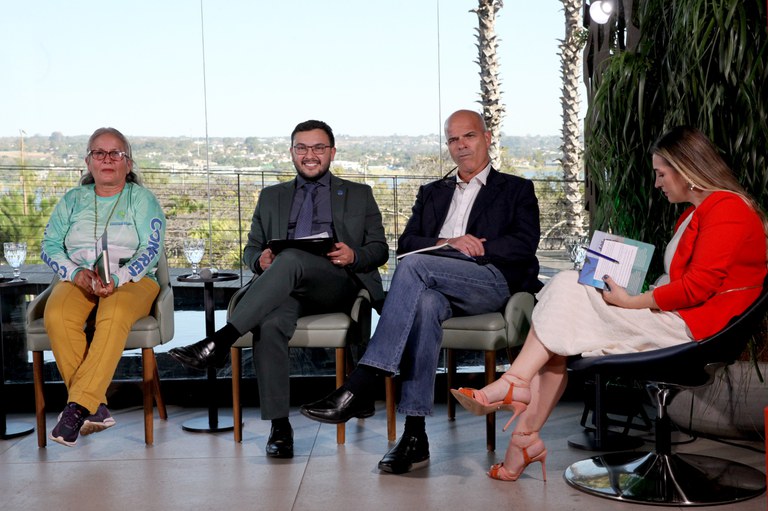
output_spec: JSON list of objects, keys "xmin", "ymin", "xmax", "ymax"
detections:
[
  {"xmin": 94, "ymin": 232, "xmax": 110, "ymax": 284},
  {"xmin": 396, "ymin": 242, "xmax": 476, "ymax": 262}
]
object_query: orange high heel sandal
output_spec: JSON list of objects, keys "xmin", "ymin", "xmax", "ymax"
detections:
[
  {"xmin": 488, "ymin": 432, "xmax": 547, "ymax": 482},
  {"xmin": 450, "ymin": 374, "xmax": 529, "ymax": 431}
]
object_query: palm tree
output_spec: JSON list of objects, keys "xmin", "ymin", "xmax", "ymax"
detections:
[
  {"xmin": 559, "ymin": 0, "xmax": 587, "ymax": 237},
  {"xmin": 471, "ymin": 0, "xmax": 505, "ymax": 166}
]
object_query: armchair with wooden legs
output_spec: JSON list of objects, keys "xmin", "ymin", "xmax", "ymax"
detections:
[
  {"xmin": 384, "ymin": 291, "xmax": 535, "ymax": 451},
  {"xmin": 227, "ymin": 283, "xmax": 373, "ymax": 444},
  {"xmin": 26, "ymin": 252, "xmax": 173, "ymax": 447}
]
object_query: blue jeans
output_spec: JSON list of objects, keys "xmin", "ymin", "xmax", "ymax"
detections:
[{"xmin": 359, "ymin": 254, "xmax": 511, "ymax": 416}]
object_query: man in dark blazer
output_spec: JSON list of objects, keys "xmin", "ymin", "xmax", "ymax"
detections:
[
  {"xmin": 301, "ymin": 110, "xmax": 542, "ymax": 474},
  {"xmin": 170, "ymin": 120, "xmax": 388, "ymax": 458}
]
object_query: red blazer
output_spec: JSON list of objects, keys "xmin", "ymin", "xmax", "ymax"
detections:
[{"xmin": 653, "ymin": 192, "xmax": 767, "ymax": 340}]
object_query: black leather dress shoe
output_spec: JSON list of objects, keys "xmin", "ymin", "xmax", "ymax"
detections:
[
  {"xmin": 378, "ymin": 433, "xmax": 430, "ymax": 474},
  {"xmin": 299, "ymin": 387, "xmax": 375, "ymax": 424},
  {"xmin": 266, "ymin": 423, "xmax": 294, "ymax": 459},
  {"xmin": 168, "ymin": 339, "xmax": 227, "ymax": 371}
]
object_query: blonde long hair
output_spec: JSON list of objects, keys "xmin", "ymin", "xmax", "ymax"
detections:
[{"xmin": 651, "ymin": 125, "xmax": 768, "ymax": 261}]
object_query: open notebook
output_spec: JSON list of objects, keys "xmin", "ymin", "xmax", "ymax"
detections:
[{"xmin": 578, "ymin": 230, "xmax": 655, "ymax": 295}]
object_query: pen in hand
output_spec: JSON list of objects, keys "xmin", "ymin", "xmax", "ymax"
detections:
[{"xmin": 585, "ymin": 247, "xmax": 620, "ymax": 264}]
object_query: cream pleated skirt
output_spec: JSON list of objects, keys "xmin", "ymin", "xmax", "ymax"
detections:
[{"xmin": 532, "ymin": 270, "xmax": 693, "ymax": 357}]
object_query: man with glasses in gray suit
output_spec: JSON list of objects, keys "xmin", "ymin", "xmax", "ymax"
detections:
[{"xmin": 170, "ymin": 119, "xmax": 388, "ymax": 459}]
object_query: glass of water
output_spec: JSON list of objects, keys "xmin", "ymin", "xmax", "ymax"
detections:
[
  {"xmin": 3, "ymin": 241, "xmax": 27, "ymax": 280},
  {"xmin": 183, "ymin": 238, "xmax": 205, "ymax": 278},
  {"xmin": 564, "ymin": 235, "xmax": 589, "ymax": 270}
]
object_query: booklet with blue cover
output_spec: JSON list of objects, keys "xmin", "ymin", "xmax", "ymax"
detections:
[{"xmin": 578, "ymin": 230, "xmax": 655, "ymax": 295}]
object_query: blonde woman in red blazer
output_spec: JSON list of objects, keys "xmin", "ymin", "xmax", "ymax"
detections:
[
  {"xmin": 452, "ymin": 126, "xmax": 768, "ymax": 482},
  {"xmin": 654, "ymin": 192, "xmax": 766, "ymax": 340}
]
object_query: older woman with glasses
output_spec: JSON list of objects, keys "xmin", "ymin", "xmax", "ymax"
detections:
[{"xmin": 41, "ymin": 127, "xmax": 166, "ymax": 447}]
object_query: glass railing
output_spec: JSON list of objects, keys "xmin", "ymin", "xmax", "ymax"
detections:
[{"xmin": 0, "ymin": 165, "xmax": 579, "ymax": 383}]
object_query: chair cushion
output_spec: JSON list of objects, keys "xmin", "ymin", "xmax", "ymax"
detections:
[
  {"xmin": 441, "ymin": 312, "xmax": 508, "ymax": 351},
  {"xmin": 124, "ymin": 317, "xmax": 164, "ymax": 349},
  {"xmin": 232, "ymin": 312, "xmax": 351, "ymax": 349},
  {"xmin": 25, "ymin": 318, "xmax": 50, "ymax": 351}
]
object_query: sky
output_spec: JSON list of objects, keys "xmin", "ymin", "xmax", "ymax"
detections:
[{"xmin": 0, "ymin": 1, "xmax": 579, "ymax": 139}]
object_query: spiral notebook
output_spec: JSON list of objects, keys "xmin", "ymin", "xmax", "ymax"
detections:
[{"xmin": 577, "ymin": 230, "xmax": 655, "ymax": 295}]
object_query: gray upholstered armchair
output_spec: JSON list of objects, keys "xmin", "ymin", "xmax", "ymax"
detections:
[
  {"xmin": 26, "ymin": 251, "xmax": 173, "ymax": 447},
  {"xmin": 228, "ymin": 280, "xmax": 373, "ymax": 444}
]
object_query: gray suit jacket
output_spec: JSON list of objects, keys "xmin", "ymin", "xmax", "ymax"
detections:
[{"xmin": 243, "ymin": 173, "xmax": 388, "ymax": 304}]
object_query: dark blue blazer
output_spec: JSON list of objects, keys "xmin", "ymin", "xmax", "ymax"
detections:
[{"xmin": 397, "ymin": 168, "xmax": 542, "ymax": 294}]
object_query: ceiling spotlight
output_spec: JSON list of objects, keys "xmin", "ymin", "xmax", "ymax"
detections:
[{"xmin": 589, "ymin": 0, "xmax": 613, "ymax": 25}]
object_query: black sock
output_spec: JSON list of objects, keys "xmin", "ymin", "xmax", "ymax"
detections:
[
  {"xmin": 345, "ymin": 364, "xmax": 380, "ymax": 399},
  {"xmin": 69, "ymin": 402, "xmax": 90, "ymax": 416},
  {"xmin": 212, "ymin": 322, "xmax": 240, "ymax": 350},
  {"xmin": 403, "ymin": 415, "xmax": 426, "ymax": 437},
  {"xmin": 271, "ymin": 417, "xmax": 290, "ymax": 430}
]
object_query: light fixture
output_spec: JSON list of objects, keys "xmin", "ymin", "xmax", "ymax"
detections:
[{"xmin": 589, "ymin": 0, "xmax": 614, "ymax": 25}]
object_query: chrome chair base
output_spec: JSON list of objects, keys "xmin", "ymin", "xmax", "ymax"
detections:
[
  {"xmin": 564, "ymin": 451, "xmax": 766, "ymax": 506},
  {"xmin": 566, "ymin": 429, "xmax": 645, "ymax": 451}
]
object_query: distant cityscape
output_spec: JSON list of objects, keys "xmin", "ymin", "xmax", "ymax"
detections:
[
  {"xmin": 0, "ymin": 131, "xmax": 581, "ymax": 275},
  {"xmin": 0, "ymin": 133, "xmax": 567, "ymax": 178}
]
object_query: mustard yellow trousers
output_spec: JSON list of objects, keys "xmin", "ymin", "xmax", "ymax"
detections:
[{"xmin": 44, "ymin": 278, "xmax": 159, "ymax": 414}]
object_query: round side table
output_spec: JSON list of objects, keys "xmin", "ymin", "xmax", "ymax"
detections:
[
  {"xmin": 177, "ymin": 272, "xmax": 239, "ymax": 433},
  {"xmin": 0, "ymin": 277, "xmax": 34, "ymax": 439}
]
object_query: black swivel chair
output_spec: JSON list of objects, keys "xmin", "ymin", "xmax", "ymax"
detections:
[{"xmin": 564, "ymin": 276, "xmax": 768, "ymax": 506}]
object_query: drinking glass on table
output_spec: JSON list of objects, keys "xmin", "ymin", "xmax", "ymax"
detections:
[
  {"xmin": 183, "ymin": 238, "xmax": 205, "ymax": 279},
  {"xmin": 564, "ymin": 235, "xmax": 589, "ymax": 271},
  {"xmin": 3, "ymin": 241, "xmax": 27, "ymax": 280}
]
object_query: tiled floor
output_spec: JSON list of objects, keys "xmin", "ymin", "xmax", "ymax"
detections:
[{"xmin": 1, "ymin": 400, "xmax": 765, "ymax": 511}]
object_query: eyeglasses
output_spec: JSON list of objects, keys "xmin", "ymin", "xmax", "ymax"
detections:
[
  {"xmin": 292, "ymin": 144, "xmax": 331, "ymax": 155},
  {"xmin": 87, "ymin": 150, "xmax": 129, "ymax": 161}
]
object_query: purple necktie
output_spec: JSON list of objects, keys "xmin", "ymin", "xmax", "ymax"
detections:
[{"xmin": 294, "ymin": 182, "xmax": 318, "ymax": 238}]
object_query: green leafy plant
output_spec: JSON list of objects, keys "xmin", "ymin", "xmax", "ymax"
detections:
[
  {"xmin": 584, "ymin": 0, "xmax": 768, "ymax": 398},
  {"xmin": 585, "ymin": 0, "xmax": 768, "ymax": 284}
]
